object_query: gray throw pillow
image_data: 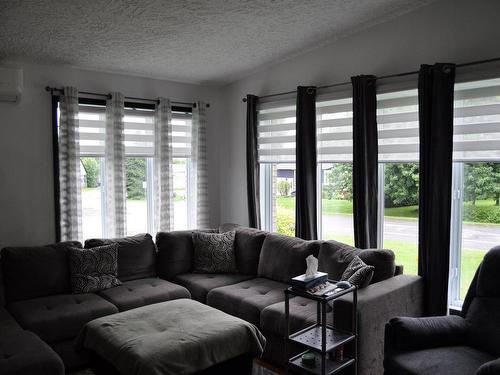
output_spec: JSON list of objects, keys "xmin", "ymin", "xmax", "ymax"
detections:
[
  {"xmin": 341, "ymin": 256, "xmax": 374, "ymax": 288},
  {"xmin": 68, "ymin": 244, "xmax": 122, "ymax": 294},
  {"xmin": 192, "ymin": 231, "xmax": 237, "ymax": 273}
]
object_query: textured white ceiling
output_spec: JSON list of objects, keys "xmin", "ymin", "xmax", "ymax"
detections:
[{"xmin": 0, "ymin": 0, "xmax": 434, "ymax": 85}]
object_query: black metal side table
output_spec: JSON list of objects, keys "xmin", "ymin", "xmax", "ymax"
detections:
[{"xmin": 284, "ymin": 282, "xmax": 358, "ymax": 375}]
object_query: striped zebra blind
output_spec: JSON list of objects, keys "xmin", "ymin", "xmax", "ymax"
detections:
[
  {"xmin": 453, "ymin": 78, "xmax": 500, "ymax": 161},
  {"xmin": 77, "ymin": 104, "xmax": 192, "ymax": 157},
  {"xmin": 316, "ymin": 96, "xmax": 353, "ymax": 162},
  {"xmin": 257, "ymin": 100, "xmax": 296, "ymax": 163},
  {"xmin": 377, "ymin": 89, "xmax": 419, "ymax": 162}
]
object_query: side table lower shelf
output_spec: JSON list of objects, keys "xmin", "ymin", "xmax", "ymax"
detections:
[
  {"xmin": 289, "ymin": 325, "xmax": 355, "ymax": 352},
  {"xmin": 289, "ymin": 351, "xmax": 355, "ymax": 375}
]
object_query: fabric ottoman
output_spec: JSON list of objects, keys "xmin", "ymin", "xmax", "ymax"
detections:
[{"xmin": 76, "ymin": 299, "xmax": 266, "ymax": 375}]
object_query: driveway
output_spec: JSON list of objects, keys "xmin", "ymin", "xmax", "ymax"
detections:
[{"xmin": 321, "ymin": 214, "xmax": 500, "ymax": 251}]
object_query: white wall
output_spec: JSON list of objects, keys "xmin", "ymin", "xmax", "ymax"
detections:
[
  {"xmin": 0, "ymin": 63, "xmax": 222, "ymax": 248},
  {"xmin": 218, "ymin": 0, "xmax": 500, "ymax": 225}
]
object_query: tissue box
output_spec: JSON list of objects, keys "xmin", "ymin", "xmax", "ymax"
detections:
[{"xmin": 291, "ymin": 272, "xmax": 328, "ymax": 291}]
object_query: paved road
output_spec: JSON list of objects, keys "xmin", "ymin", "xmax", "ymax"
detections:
[{"xmin": 322, "ymin": 214, "xmax": 500, "ymax": 251}]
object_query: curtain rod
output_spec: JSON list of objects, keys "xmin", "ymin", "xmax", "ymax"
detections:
[
  {"xmin": 45, "ymin": 86, "xmax": 210, "ymax": 108},
  {"xmin": 242, "ymin": 56, "xmax": 500, "ymax": 102}
]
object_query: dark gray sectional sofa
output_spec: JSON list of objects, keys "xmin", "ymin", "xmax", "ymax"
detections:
[
  {"xmin": 0, "ymin": 224, "xmax": 423, "ymax": 375},
  {"xmin": 0, "ymin": 235, "xmax": 190, "ymax": 374}
]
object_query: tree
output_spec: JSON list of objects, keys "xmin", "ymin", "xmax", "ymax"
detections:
[
  {"xmin": 464, "ymin": 163, "xmax": 494, "ymax": 205},
  {"xmin": 81, "ymin": 157, "xmax": 99, "ymax": 188},
  {"xmin": 384, "ymin": 163, "xmax": 419, "ymax": 207},
  {"xmin": 325, "ymin": 164, "xmax": 352, "ymax": 200},
  {"xmin": 278, "ymin": 180, "xmax": 291, "ymax": 196},
  {"xmin": 491, "ymin": 163, "xmax": 500, "ymax": 206},
  {"xmin": 125, "ymin": 158, "xmax": 146, "ymax": 200}
]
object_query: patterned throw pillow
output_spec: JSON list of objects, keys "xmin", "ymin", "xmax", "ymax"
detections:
[
  {"xmin": 192, "ymin": 231, "xmax": 237, "ymax": 273},
  {"xmin": 341, "ymin": 256, "xmax": 374, "ymax": 288},
  {"xmin": 68, "ymin": 244, "xmax": 122, "ymax": 294}
]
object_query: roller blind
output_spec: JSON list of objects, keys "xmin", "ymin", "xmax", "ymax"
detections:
[
  {"xmin": 377, "ymin": 89, "xmax": 419, "ymax": 162},
  {"xmin": 316, "ymin": 96, "xmax": 353, "ymax": 162},
  {"xmin": 453, "ymin": 78, "xmax": 500, "ymax": 161},
  {"xmin": 257, "ymin": 100, "xmax": 296, "ymax": 163},
  {"xmin": 77, "ymin": 104, "xmax": 192, "ymax": 157}
]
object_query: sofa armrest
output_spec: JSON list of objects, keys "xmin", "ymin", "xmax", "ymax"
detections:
[
  {"xmin": 385, "ymin": 315, "xmax": 468, "ymax": 354},
  {"xmin": 477, "ymin": 358, "xmax": 500, "ymax": 375},
  {"xmin": 333, "ymin": 275, "xmax": 424, "ymax": 375}
]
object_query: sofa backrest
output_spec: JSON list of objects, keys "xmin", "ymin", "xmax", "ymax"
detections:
[
  {"xmin": 257, "ymin": 232, "xmax": 321, "ymax": 283},
  {"xmin": 318, "ymin": 240, "xmax": 396, "ymax": 284},
  {"xmin": 85, "ymin": 233, "xmax": 156, "ymax": 282},
  {"xmin": 465, "ymin": 245, "xmax": 500, "ymax": 357},
  {"xmin": 219, "ymin": 223, "xmax": 267, "ymax": 276},
  {"xmin": 156, "ymin": 230, "xmax": 197, "ymax": 279},
  {"xmin": 0, "ymin": 241, "xmax": 81, "ymax": 302}
]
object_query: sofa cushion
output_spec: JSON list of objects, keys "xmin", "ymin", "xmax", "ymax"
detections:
[
  {"xmin": 341, "ymin": 256, "xmax": 374, "ymax": 288},
  {"xmin": 173, "ymin": 273, "xmax": 252, "ymax": 303},
  {"xmin": 258, "ymin": 233, "xmax": 320, "ymax": 283},
  {"xmin": 261, "ymin": 297, "xmax": 333, "ymax": 337},
  {"xmin": 68, "ymin": 244, "xmax": 122, "ymax": 293},
  {"xmin": 220, "ymin": 224, "xmax": 267, "ymax": 276},
  {"xmin": 85, "ymin": 233, "xmax": 156, "ymax": 282},
  {"xmin": 98, "ymin": 278, "xmax": 190, "ymax": 311},
  {"xmin": 156, "ymin": 230, "xmax": 216, "ymax": 280},
  {"xmin": 193, "ymin": 231, "xmax": 238, "ymax": 273},
  {"xmin": 318, "ymin": 240, "xmax": 395, "ymax": 284},
  {"xmin": 1, "ymin": 241, "xmax": 81, "ymax": 302},
  {"xmin": 385, "ymin": 345, "xmax": 494, "ymax": 375},
  {"xmin": 0, "ymin": 330, "xmax": 64, "ymax": 375},
  {"xmin": 206, "ymin": 278, "xmax": 288, "ymax": 326},
  {"xmin": 8, "ymin": 293, "xmax": 118, "ymax": 343},
  {"xmin": 0, "ymin": 307, "xmax": 21, "ymax": 335},
  {"xmin": 358, "ymin": 249, "xmax": 396, "ymax": 284}
]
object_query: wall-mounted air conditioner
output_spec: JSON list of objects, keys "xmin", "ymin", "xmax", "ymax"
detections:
[{"xmin": 0, "ymin": 67, "xmax": 23, "ymax": 103}]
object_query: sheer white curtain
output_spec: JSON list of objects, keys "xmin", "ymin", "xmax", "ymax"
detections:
[
  {"xmin": 189, "ymin": 101, "xmax": 209, "ymax": 228},
  {"xmin": 105, "ymin": 92, "xmax": 126, "ymax": 237},
  {"xmin": 154, "ymin": 98, "xmax": 174, "ymax": 232},
  {"xmin": 58, "ymin": 86, "xmax": 82, "ymax": 241}
]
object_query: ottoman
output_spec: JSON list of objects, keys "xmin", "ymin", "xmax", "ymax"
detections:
[{"xmin": 76, "ymin": 299, "xmax": 266, "ymax": 375}]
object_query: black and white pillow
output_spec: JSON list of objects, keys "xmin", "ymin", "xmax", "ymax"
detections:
[
  {"xmin": 192, "ymin": 231, "xmax": 237, "ymax": 273},
  {"xmin": 341, "ymin": 256, "xmax": 374, "ymax": 288},
  {"xmin": 68, "ymin": 243, "xmax": 122, "ymax": 294}
]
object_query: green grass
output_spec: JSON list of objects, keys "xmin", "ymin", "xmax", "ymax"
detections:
[{"xmin": 278, "ymin": 197, "xmax": 500, "ymax": 224}]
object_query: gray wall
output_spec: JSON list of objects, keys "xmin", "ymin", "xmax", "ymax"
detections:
[
  {"xmin": 218, "ymin": 0, "xmax": 500, "ymax": 226},
  {"xmin": 0, "ymin": 63, "xmax": 222, "ymax": 248}
]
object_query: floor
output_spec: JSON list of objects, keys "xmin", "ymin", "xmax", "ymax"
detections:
[{"xmin": 71, "ymin": 360, "xmax": 281, "ymax": 375}]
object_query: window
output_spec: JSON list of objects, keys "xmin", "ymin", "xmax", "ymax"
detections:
[
  {"xmin": 377, "ymin": 89, "xmax": 419, "ymax": 275},
  {"xmin": 71, "ymin": 100, "xmax": 193, "ymax": 239},
  {"xmin": 316, "ymin": 95, "xmax": 354, "ymax": 244},
  {"xmin": 449, "ymin": 78, "xmax": 500, "ymax": 307},
  {"xmin": 258, "ymin": 100, "xmax": 296, "ymax": 235}
]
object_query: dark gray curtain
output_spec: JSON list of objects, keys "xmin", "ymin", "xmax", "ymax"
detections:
[
  {"xmin": 246, "ymin": 94, "xmax": 261, "ymax": 229},
  {"xmin": 295, "ymin": 86, "xmax": 317, "ymax": 240},
  {"xmin": 352, "ymin": 75, "xmax": 378, "ymax": 249},
  {"xmin": 418, "ymin": 63, "xmax": 456, "ymax": 316}
]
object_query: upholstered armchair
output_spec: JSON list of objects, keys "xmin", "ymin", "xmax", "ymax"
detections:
[{"xmin": 384, "ymin": 245, "xmax": 500, "ymax": 375}]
